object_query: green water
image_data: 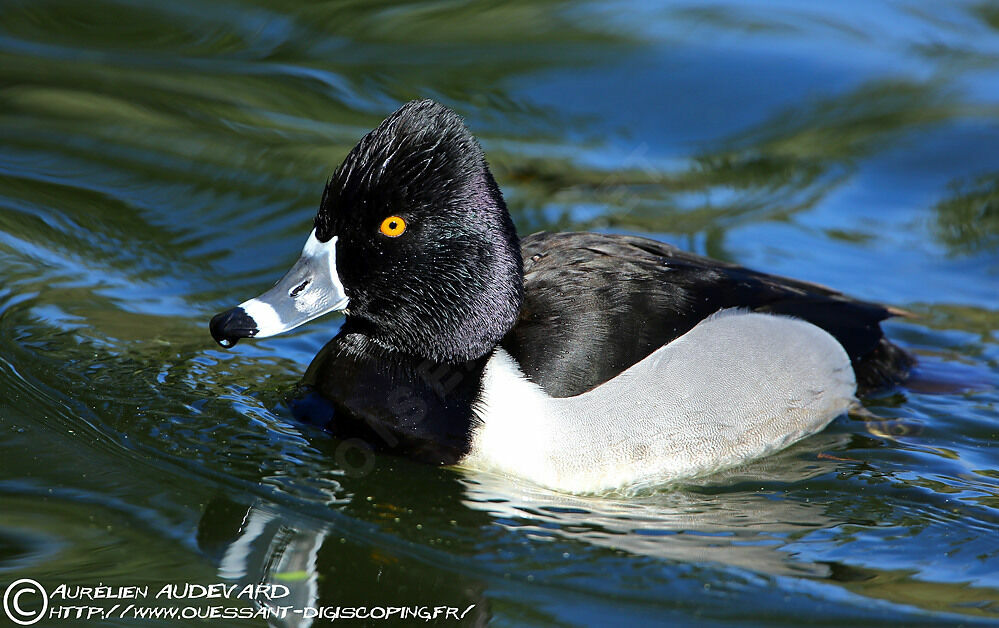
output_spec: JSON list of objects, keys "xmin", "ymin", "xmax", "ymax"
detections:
[{"xmin": 0, "ymin": 1, "xmax": 997, "ymax": 626}]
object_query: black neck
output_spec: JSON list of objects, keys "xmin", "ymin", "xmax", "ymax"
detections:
[{"xmin": 294, "ymin": 324, "xmax": 490, "ymax": 464}]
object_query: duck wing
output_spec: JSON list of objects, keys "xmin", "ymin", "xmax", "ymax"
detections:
[
  {"xmin": 501, "ymin": 231, "xmax": 911, "ymax": 397},
  {"xmin": 474, "ymin": 311, "xmax": 856, "ymax": 493}
]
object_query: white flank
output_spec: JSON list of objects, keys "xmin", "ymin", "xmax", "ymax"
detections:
[{"xmin": 462, "ymin": 310, "xmax": 857, "ymax": 494}]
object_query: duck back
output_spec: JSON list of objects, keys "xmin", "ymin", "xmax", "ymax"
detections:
[{"xmin": 502, "ymin": 232, "xmax": 911, "ymax": 397}]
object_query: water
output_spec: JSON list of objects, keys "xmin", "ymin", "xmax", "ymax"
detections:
[{"xmin": 1, "ymin": 1, "xmax": 997, "ymax": 625}]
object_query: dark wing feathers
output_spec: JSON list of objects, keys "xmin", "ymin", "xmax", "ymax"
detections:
[{"xmin": 502, "ymin": 232, "xmax": 911, "ymax": 397}]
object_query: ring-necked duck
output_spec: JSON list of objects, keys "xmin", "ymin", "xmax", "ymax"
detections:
[{"xmin": 210, "ymin": 100, "xmax": 911, "ymax": 493}]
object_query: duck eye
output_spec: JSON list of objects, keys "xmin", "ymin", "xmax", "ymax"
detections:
[{"xmin": 379, "ymin": 216, "xmax": 407, "ymax": 237}]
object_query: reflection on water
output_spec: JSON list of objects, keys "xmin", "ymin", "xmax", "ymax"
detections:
[
  {"xmin": 933, "ymin": 172, "xmax": 999, "ymax": 255},
  {"xmin": 459, "ymin": 449, "xmax": 846, "ymax": 580},
  {"xmin": 192, "ymin": 423, "xmax": 999, "ymax": 625},
  {"xmin": 197, "ymin": 495, "xmax": 490, "ymax": 628},
  {"xmin": 1, "ymin": 0, "xmax": 998, "ymax": 625}
]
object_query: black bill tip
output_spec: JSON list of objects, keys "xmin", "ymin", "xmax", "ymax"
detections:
[{"xmin": 209, "ymin": 307, "xmax": 258, "ymax": 348}]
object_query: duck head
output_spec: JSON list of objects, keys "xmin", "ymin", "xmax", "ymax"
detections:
[{"xmin": 210, "ymin": 100, "xmax": 524, "ymax": 363}]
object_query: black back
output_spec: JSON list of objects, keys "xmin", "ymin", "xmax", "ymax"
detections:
[{"xmin": 502, "ymin": 232, "xmax": 912, "ymax": 397}]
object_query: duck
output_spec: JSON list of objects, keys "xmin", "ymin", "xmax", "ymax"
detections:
[{"xmin": 210, "ymin": 99, "xmax": 912, "ymax": 493}]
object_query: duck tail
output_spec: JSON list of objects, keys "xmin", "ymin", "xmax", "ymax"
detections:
[{"xmin": 854, "ymin": 337, "xmax": 915, "ymax": 395}]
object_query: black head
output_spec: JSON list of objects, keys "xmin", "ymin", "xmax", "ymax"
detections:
[{"xmin": 314, "ymin": 99, "xmax": 523, "ymax": 363}]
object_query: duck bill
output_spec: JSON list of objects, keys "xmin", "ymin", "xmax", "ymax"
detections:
[{"xmin": 210, "ymin": 230, "xmax": 348, "ymax": 348}]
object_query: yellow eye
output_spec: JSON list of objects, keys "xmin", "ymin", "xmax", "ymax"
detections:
[{"xmin": 379, "ymin": 215, "xmax": 407, "ymax": 237}]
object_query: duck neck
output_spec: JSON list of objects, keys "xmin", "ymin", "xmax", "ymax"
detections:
[{"xmin": 298, "ymin": 326, "xmax": 493, "ymax": 464}]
